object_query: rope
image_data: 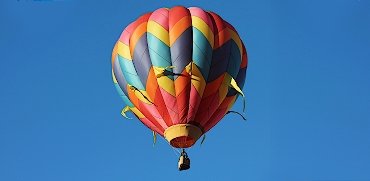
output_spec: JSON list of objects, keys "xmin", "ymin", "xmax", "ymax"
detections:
[
  {"xmin": 200, "ymin": 134, "xmax": 206, "ymax": 146},
  {"xmin": 152, "ymin": 131, "xmax": 157, "ymax": 147},
  {"xmin": 129, "ymin": 85, "xmax": 155, "ymax": 105},
  {"xmin": 226, "ymin": 110, "xmax": 247, "ymax": 121}
]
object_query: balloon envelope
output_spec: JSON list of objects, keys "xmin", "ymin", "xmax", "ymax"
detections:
[{"xmin": 112, "ymin": 6, "xmax": 247, "ymax": 148}]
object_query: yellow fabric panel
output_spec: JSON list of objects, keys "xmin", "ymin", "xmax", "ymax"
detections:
[
  {"xmin": 116, "ymin": 41, "xmax": 132, "ymax": 60},
  {"xmin": 130, "ymin": 107, "xmax": 145, "ymax": 119},
  {"xmin": 133, "ymin": 89, "xmax": 153, "ymax": 104},
  {"xmin": 111, "ymin": 42, "xmax": 118, "ymax": 64},
  {"xmin": 227, "ymin": 28, "xmax": 243, "ymax": 58},
  {"xmin": 147, "ymin": 21, "xmax": 170, "ymax": 46},
  {"xmin": 127, "ymin": 84, "xmax": 154, "ymax": 104},
  {"xmin": 153, "ymin": 66, "xmax": 176, "ymax": 96},
  {"xmin": 157, "ymin": 77, "xmax": 176, "ymax": 96},
  {"xmin": 189, "ymin": 62, "xmax": 206, "ymax": 96},
  {"xmin": 191, "ymin": 16, "xmax": 214, "ymax": 48},
  {"xmin": 219, "ymin": 73, "xmax": 232, "ymax": 104}
]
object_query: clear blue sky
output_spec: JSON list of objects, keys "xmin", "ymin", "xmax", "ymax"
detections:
[{"xmin": 1, "ymin": 0, "xmax": 370, "ymax": 180}]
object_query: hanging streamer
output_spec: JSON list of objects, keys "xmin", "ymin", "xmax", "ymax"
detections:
[
  {"xmin": 152, "ymin": 131, "xmax": 157, "ymax": 146},
  {"xmin": 226, "ymin": 110, "xmax": 247, "ymax": 121},
  {"xmin": 200, "ymin": 134, "xmax": 206, "ymax": 146},
  {"xmin": 129, "ymin": 85, "xmax": 155, "ymax": 105},
  {"xmin": 155, "ymin": 66, "xmax": 176, "ymax": 78},
  {"xmin": 121, "ymin": 106, "xmax": 132, "ymax": 119},
  {"xmin": 230, "ymin": 78, "xmax": 246, "ymax": 112}
]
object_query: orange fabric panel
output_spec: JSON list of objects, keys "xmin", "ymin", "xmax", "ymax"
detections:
[
  {"xmin": 169, "ymin": 17, "xmax": 192, "ymax": 46},
  {"xmin": 169, "ymin": 6, "xmax": 190, "ymax": 29},
  {"xmin": 146, "ymin": 67, "xmax": 158, "ymax": 100},
  {"xmin": 129, "ymin": 22, "xmax": 147, "ymax": 55}
]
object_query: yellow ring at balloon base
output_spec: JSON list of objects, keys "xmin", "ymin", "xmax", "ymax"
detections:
[{"xmin": 164, "ymin": 124, "xmax": 203, "ymax": 148}]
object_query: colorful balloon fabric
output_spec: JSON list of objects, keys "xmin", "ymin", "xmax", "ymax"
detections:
[{"xmin": 112, "ymin": 6, "xmax": 247, "ymax": 148}]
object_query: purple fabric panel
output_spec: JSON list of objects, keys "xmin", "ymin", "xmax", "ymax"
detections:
[
  {"xmin": 170, "ymin": 28, "xmax": 192, "ymax": 78},
  {"xmin": 132, "ymin": 33, "xmax": 152, "ymax": 87}
]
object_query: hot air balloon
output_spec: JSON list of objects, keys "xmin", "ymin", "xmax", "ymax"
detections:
[{"xmin": 111, "ymin": 6, "xmax": 247, "ymax": 171}]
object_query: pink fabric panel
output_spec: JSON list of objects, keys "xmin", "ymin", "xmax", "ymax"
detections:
[
  {"xmin": 159, "ymin": 88, "xmax": 179, "ymax": 125},
  {"xmin": 140, "ymin": 117, "xmax": 164, "ymax": 136},
  {"xmin": 119, "ymin": 13, "xmax": 151, "ymax": 44},
  {"xmin": 119, "ymin": 23, "xmax": 132, "ymax": 45},
  {"xmin": 188, "ymin": 7, "xmax": 214, "ymax": 33},
  {"xmin": 149, "ymin": 8, "xmax": 169, "ymax": 30},
  {"xmin": 177, "ymin": 83, "xmax": 191, "ymax": 124},
  {"xmin": 186, "ymin": 83, "xmax": 202, "ymax": 122},
  {"xmin": 138, "ymin": 101, "xmax": 168, "ymax": 130}
]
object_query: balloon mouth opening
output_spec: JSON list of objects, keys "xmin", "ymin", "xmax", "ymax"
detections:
[
  {"xmin": 170, "ymin": 136, "xmax": 195, "ymax": 148},
  {"xmin": 164, "ymin": 124, "xmax": 203, "ymax": 148}
]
